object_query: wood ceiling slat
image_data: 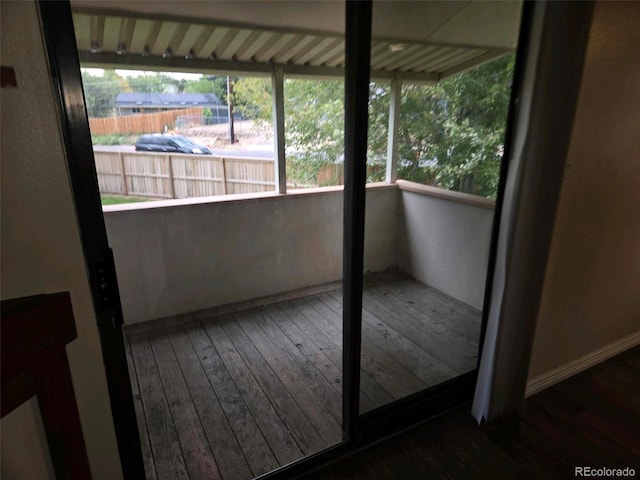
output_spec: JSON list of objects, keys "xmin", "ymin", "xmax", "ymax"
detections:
[
  {"xmin": 375, "ymin": 44, "xmax": 424, "ymax": 70},
  {"xmin": 419, "ymin": 48, "xmax": 466, "ymax": 73},
  {"xmin": 199, "ymin": 27, "xmax": 230, "ymax": 58},
  {"xmin": 174, "ymin": 25, "xmax": 205, "ymax": 57},
  {"xmin": 151, "ymin": 22, "xmax": 180, "ymax": 55},
  {"xmin": 144, "ymin": 21, "xmax": 163, "ymax": 55},
  {"xmin": 370, "ymin": 42, "xmax": 391, "ymax": 58},
  {"xmin": 218, "ymin": 29, "xmax": 253, "ymax": 60},
  {"xmin": 370, "ymin": 42, "xmax": 393, "ymax": 62},
  {"xmin": 73, "ymin": 12, "xmax": 506, "ymax": 83},
  {"xmin": 235, "ymin": 31, "xmax": 274, "ymax": 62},
  {"xmin": 129, "ymin": 19, "xmax": 153, "ymax": 52},
  {"xmin": 254, "ymin": 33, "xmax": 296, "ymax": 62},
  {"xmin": 91, "ymin": 15, "xmax": 105, "ymax": 49},
  {"xmin": 167, "ymin": 24, "xmax": 190, "ymax": 56},
  {"xmin": 370, "ymin": 49, "xmax": 398, "ymax": 70},
  {"xmin": 73, "ymin": 14, "xmax": 91, "ymax": 50},
  {"xmin": 439, "ymin": 50, "xmax": 503, "ymax": 78},
  {"xmin": 431, "ymin": 49, "xmax": 485, "ymax": 73},
  {"xmin": 379, "ymin": 45, "xmax": 438, "ymax": 71},
  {"xmin": 190, "ymin": 26, "xmax": 215, "ymax": 57},
  {"xmin": 102, "ymin": 17, "xmax": 122, "ymax": 52},
  {"xmin": 273, "ymin": 35, "xmax": 316, "ymax": 63},
  {"xmin": 118, "ymin": 18, "xmax": 136, "ymax": 50},
  {"xmin": 324, "ymin": 50, "xmax": 345, "ymax": 67},
  {"xmin": 313, "ymin": 40, "xmax": 344, "ymax": 66},
  {"xmin": 403, "ymin": 46, "xmax": 456, "ymax": 72},
  {"xmin": 293, "ymin": 37, "xmax": 339, "ymax": 65}
]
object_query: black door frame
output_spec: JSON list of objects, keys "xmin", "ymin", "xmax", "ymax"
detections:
[
  {"xmin": 38, "ymin": 1, "xmax": 145, "ymax": 478},
  {"xmin": 39, "ymin": 0, "xmax": 532, "ymax": 478}
]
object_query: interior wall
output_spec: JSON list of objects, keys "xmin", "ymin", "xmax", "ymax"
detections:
[
  {"xmin": 528, "ymin": 0, "xmax": 640, "ymax": 379},
  {"xmin": 0, "ymin": 2, "xmax": 123, "ymax": 478},
  {"xmin": 396, "ymin": 189, "xmax": 494, "ymax": 310},
  {"xmin": 104, "ymin": 185, "xmax": 398, "ymax": 324}
]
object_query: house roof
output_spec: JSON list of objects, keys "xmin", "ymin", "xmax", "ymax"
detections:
[
  {"xmin": 116, "ymin": 92, "xmax": 224, "ymax": 108},
  {"xmin": 70, "ymin": 1, "xmax": 522, "ymax": 83}
]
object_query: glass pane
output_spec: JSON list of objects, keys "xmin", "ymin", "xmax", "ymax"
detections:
[
  {"xmin": 285, "ymin": 78, "xmax": 345, "ymax": 188},
  {"xmin": 360, "ymin": 1, "xmax": 521, "ymax": 413},
  {"xmin": 77, "ymin": 5, "xmax": 346, "ymax": 478}
]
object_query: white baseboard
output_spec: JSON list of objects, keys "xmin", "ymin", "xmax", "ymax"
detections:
[{"xmin": 525, "ymin": 330, "xmax": 640, "ymax": 397}]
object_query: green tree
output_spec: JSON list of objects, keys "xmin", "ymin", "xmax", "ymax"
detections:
[
  {"xmin": 81, "ymin": 69, "xmax": 128, "ymax": 117},
  {"xmin": 127, "ymin": 73, "xmax": 169, "ymax": 93},
  {"xmin": 233, "ymin": 54, "xmax": 514, "ymax": 196},
  {"xmin": 184, "ymin": 76, "xmax": 227, "ymax": 103},
  {"xmin": 395, "ymin": 54, "xmax": 514, "ymax": 198}
]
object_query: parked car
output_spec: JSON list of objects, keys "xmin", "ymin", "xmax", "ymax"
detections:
[{"xmin": 134, "ymin": 134, "xmax": 211, "ymax": 154}]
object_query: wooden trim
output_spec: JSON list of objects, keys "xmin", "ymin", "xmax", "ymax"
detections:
[
  {"xmin": 525, "ymin": 331, "xmax": 640, "ymax": 397},
  {"xmin": 396, "ymin": 179, "xmax": 496, "ymax": 210},
  {"xmin": 1, "ymin": 293, "xmax": 92, "ymax": 480}
]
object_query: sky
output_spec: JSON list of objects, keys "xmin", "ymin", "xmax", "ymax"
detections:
[{"xmin": 83, "ymin": 68, "xmax": 202, "ymax": 80}]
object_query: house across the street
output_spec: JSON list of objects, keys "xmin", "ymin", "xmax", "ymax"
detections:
[{"xmin": 116, "ymin": 92, "xmax": 229, "ymax": 122}]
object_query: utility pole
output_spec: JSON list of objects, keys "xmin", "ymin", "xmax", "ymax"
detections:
[{"xmin": 227, "ymin": 76, "xmax": 235, "ymax": 144}]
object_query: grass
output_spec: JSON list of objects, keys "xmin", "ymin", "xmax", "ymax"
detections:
[
  {"xmin": 92, "ymin": 134, "xmax": 137, "ymax": 145},
  {"xmin": 100, "ymin": 195, "xmax": 152, "ymax": 205}
]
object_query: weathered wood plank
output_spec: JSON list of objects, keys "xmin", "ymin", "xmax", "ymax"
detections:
[
  {"xmin": 127, "ymin": 273, "xmax": 486, "ymax": 478},
  {"xmin": 168, "ymin": 327, "xmax": 257, "ymax": 480},
  {"xmin": 188, "ymin": 322, "xmax": 302, "ymax": 467},
  {"xmin": 125, "ymin": 336, "xmax": 158, "ymax": 480},
  {"xmin": 257, "ymin": 309, "xmax": 342, "ymax": 420},
  {"xmin": 309, "ymin": 295, "xmax": 429, "ymax": 398},
  {"xmin": 375, "ymin": 279, "xmax": 481, "ymax": 339},
  {"xmin": 218, "ymin": 315, "xmax": 330, "ymax": 455},
  {"xmin": 296, "ymin": 296, "xmax": 418, "ymax": 400},
  {"xmin": 129, "ymin": 334, "xmax": 189, "ymax": 480},
  {"xmin": 265, "ymin": 304, "xmax": 380, "ymax": 413},
  {"xmin": 281, "ymin": 298, "xmax": 394, "ymax": 410},
  {"xmin": 326, "ymin": 290, "xmax": 459, "ymax": 386},
  {"xmin": 360, "ymin": 290, "xmax": 477, "ymax": 373},
  {"xmin": 149, "ymin": 331, "xmax": 221, "ymax": 480}
]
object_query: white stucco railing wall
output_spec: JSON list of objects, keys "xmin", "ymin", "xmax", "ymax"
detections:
[
  {"xmin": 395, "ymin": 180, "xmax": 495, "ymax": 310},
  {"xmin": 104, "ymin": 184, "xmax": 398, "ymax": 324},
  {"xmin": 104, "ymin": 180, "xmax": 494, "ymax": 324}
]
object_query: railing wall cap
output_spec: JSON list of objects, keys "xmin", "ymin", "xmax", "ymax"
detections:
[{"xmin": 396, "ymin": 179, "xmax": 496, "ymax": 210}]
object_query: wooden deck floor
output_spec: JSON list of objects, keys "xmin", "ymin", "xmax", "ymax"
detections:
[{"xmin": 125, "ymin": 274, "xmax": 481, "ymax": 480}]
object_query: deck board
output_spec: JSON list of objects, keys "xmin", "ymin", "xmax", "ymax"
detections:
[
  {"xmin": 130, "ymin": 334, "xmax": 190, "ymax": 480},
  {"xmin": 126, "ymin": 274, "xmax": 481, "ymax": 480},
  {"xmin": 168, "ymin": 329, "xmax": 256, "ymax": 480}
]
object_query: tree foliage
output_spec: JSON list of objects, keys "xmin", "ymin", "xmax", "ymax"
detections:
[
  {"xmin": 184, "ymin": 76, "xmax": 228, "ymax": 103},
  {"xmin": 234, "ymin": 54, "xmax": 514, "ymax": 196},
  {"xmin": 81, "ymin": 69, "xmax": 129, "ymax": 117}
]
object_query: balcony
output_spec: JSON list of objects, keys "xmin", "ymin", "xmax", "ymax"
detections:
[{"xmin": 105, "ymin": 181, "xmax": 494, "ymax": 479}]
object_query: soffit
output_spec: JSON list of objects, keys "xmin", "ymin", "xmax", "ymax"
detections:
[{"xmin": 71, "ymin": 1, "xmax": 521, "ymax": 82}]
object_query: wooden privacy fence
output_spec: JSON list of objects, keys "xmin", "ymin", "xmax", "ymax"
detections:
[
  {"xmin": 94, "ymin": 148, "xmax": 275, "ymax": 198},
  {"xmin": 89, "ymin": 108, "xmax": 203, "ymax": 135}
]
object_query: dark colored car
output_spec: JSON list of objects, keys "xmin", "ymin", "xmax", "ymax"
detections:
[{"xmin": 135, "ymin": 134, "xmax": 211, "ymax": 154}]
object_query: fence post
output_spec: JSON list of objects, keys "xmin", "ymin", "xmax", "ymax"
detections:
[
  {"xmin": 168, "ymin": 155, "xmax": 176, "ymax": 199},
  {"xmin": 221, "ymin": 157, "xmax": 228, "ymax": 195},
  {"xmin": 119, "ymin": 152, "xmax": 128, "ymax": 195}
]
